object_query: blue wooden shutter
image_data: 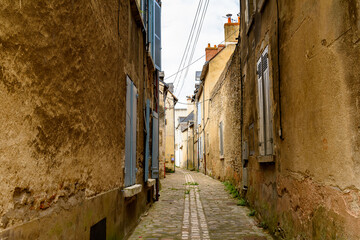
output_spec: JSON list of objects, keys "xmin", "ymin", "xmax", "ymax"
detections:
[
  {"xmin": 144, "ymin": 99, "xmax": 150, "ymax": 182},
  {"xmin": 154, "ymin": 1, "xmax": 161, "ymax": 70},
  {"xmin": 125, "ymin": 76, "xmax": 137, "ymax": 187},
  {"xmin": 148, "ymin": 0, "xmax": 154, "ymax": 59},
  {"xmin": 151, "ymin": 111, "xmax": 159, "ymax": 179}
]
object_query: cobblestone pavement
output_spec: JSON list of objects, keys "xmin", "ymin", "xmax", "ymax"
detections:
[{"xmin": 129, "ymin": 169, "xmax": 273, "ymax": 240}]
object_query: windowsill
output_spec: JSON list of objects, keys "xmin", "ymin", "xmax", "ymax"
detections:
[
  {"xmin": 147, "ymin": 179, "xmax": 156, "ymax": 187},
  {"xmin": 257, "ymin": 155, "xmax": 274, "ymax": 163},
  {"xmin": 123, "ymin": 184, "xmax": 142, "ymax": 198}
]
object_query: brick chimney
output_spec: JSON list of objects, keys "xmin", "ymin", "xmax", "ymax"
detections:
[
  {"xmin": 224, "ymin": 14, "xmax": 240, "ymax": 43},
  {"xmin": 205, "ymin": 44, "xmax": 224, "ymax": 62}
]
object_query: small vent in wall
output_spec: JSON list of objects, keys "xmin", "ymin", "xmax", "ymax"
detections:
[{"xmin": 90, "ymin": 218, "xmax": 106, "ymax": 240}]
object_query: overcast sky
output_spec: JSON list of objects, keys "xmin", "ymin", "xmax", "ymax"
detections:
[{"xmin": 162, "ymin": 0, "xmax": 240, "ymax": 108}]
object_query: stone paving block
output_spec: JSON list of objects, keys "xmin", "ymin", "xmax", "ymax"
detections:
[{"xmin": 128, "ymin": 169, "xmax": 273, "ymax": 240}]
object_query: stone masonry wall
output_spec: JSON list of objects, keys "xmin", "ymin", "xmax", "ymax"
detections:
[{"xmin": 206, "ymin": 46, "xmax": 242, "ymax": 182}]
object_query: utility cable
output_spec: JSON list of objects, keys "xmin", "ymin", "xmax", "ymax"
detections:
[
  {"xmin": 165, "ymin": 28, "xmax": 240, "ymax": 81},
  {"xmin": 172, "ymin": 0, "xmax": 204, "ymax": 91},
  {"xmin": 176, "ymin": 0, "xmax": 210, "ymax": 96}
]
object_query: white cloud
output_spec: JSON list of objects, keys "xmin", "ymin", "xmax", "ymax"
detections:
[{"xmin": 162, "ymin": 0, "xmax": 240, "ymax": 106}]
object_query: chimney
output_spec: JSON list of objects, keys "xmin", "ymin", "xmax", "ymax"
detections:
[
  {"xmin": 205, "ymin": 43, "xmax": 222, "ymax": 62},
  {"xmin": 224, "ymin": 13, "xmax": 240, "ymax": 43},
  {"xmin": 168, "ymin": 83, "xmax": 174, "ymax": 93}
]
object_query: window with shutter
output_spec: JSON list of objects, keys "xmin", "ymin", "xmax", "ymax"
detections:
[
  {"xmin": 257, "ymin": 58, "xmax": 265, "ymax": 156},
  {"xmin": 257, "ymin": 46, "xmax": 273, "ymax": 156},
  {"xmin": 144, "ymin": 99, "xmax": 150, "ymax": 182},
  {"xmin": 151, "ymin": 111, "xmax": 159, "ymax": 179},
  {"xmin": 154, "ymin": 1, "xmax": 161, "ymax": 70},
  {"xmin": 125, "ymin": 76, "xmax": 138, "ymax": 187},
  {"xmin": 219, "ymin": 121, "xmax": 224, "ymax": 158}
]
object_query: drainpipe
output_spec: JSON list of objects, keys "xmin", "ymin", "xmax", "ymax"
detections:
[
  {"xmin": 202, "ymin": 85, "xmax": 206, "ymax": 175},
  {"xmin": 187, "ymin": 124, "xmax": 189, "ymax": 169},
  {"xmin": 173, "ymin": 100, "xmax": 176, "ymax": 172},
  {"xmin": 276, "ymin": 0, "xmax": 284, "ymax": 141}
]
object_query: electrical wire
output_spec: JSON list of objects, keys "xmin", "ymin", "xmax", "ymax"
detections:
[
  {"xmin": 176, "ymin": 0, "xmax": 210, "ymax": 96},
  {"xmin": 172, "ymin": 0, "xmax": 204, "ymax": 91},
  {"xmin": 165, "ymin": 28, "xmax": 240, "ymax": 82}
]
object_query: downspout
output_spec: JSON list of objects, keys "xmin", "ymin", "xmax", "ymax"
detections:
[
  {"xmin": 173, "ymin": 99, "xmax": 176, "ymax": 172},
  {"xmin": 276, "ymin": 0, "xmax": 284, "ymax": 141},
  {"xmin": 202, "ymin": 85, "xmax": 206, "ymax": 175},
  {"xmin": 187, "ymin": 125, "xmax": 189, "ymax": 169}
]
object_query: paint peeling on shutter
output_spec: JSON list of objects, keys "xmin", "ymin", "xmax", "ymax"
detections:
[
  {"xmin": 262, "ymin": 47, "xmax": 273, "ymax": 155},
  {"xmin": 257, "ymin": 58, "xmax": 265, "ymax": 156},
  {"xmin": 144, "ymin": 99, "xmax": 150, "ymax": 182},
  {"xmin": 151, "ymin": 111, "xmax": 159, "ymax": 179}
]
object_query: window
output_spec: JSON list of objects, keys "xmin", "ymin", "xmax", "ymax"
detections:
[
  {"xmin": 197, "ymin": 102, "xmax": 202, "ymax": 125},
  {"xmin": 257, "ymin": 46, "xmax": 273, "ymax": 156},
  {"xmin": 148, "ymin": 0, "xmax": 162, "ymax": 70},
  {"xmin": 199, "ymin": 136, "xmax": 203, "ymax": 159},
  {"xmin": 219, "ymin": 121, "xmax": 224, "ymax": 158},
  {"xmin": 125, "ymin": 76, "xmax": 138, "ymax": 187},
  {"xmin": 244, "ymin": 0, "xmax": 256, "ymax": 32}
]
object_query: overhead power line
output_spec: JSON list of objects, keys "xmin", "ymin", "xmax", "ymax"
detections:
[
  {"xmin": 176, "ymin": 0, "xmax": 210, "ymax": 96},
  {"xmin": 172, "ymin": 0, "xmax": 204, "ymax": 91},
  {"xmin": 165, "ymin": 28, "xmax": 239, "ymax": 81}
]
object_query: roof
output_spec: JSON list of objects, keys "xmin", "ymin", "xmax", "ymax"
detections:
[{"xmin": 177, "ymin": 111, "xmax": 194, "ymax": 132}]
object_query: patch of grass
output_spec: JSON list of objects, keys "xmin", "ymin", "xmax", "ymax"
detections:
[
  {"xmin": 185, "ymin": 182, "xmax": 199, "ymax": 186},
  {"xmin": 169, "ymin": 188, "xmax": 180, "ymax": 191},
  {"xmin": 237, "ymin": 198, "xmax": 247, "ymax": 206},
  {"xmin": 185, "ymin": 190, "xmax": 190, "ymax": 194},
  {"xmin": 248, "ymin": 209, "xmax": 256, "ymax": 217},
  {"xmin": 165, "ymin": 167, "xmax": 175, "ymax": 173},
  {"xmin": 223, "ymin": 181, "xmax": 241, "ymax": 199},
  {"xmin": 258, "ymin": 221, "xmax": 268, "ymax": 229}
]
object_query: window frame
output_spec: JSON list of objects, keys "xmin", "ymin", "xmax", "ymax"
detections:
[
  {"xmin": 219, "ymin": 121, "xmax": 224, "ymax": 159},
  {"xmin": 256, "ymin": 46, "xmax": 273, "ymax": 157}
]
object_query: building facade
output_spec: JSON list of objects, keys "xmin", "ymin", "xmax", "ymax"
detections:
[
  {"xmin": 191, "ymin": 1, "xmax": 360, "ymax": 239},
  {"xmin": 237, "ymin": 1, "xmax": 360, "ymax": 238},
  {"xmin": 195, "ymin": 17, "xmax": 240, "ymax": 175},
  {"xmin": 0, "ymin": 0, "xmax": 162, "ymax": 239}
]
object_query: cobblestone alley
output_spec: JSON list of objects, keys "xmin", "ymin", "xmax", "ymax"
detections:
[{"xmin": 129, "ymin": 169, "xmax": 273, "ymax": 240}]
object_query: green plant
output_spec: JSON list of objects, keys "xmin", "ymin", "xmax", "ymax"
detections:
[
  {"xmin": 185, "ymin": 182, "xmax": 199, "ymax": 186},
  {"xmin": 248, "ymin": 209, "xmax": 256, "ymax": 217},
  {"xmin": 237, "ymin": 198, "xmax": 247, "ymax": 206},
  {"xmin": 258, "ymin": 221, "xmax": 268, "ymax": 229},
  {"xmin": 185, "ymin": 190, "xmax": 190, "ymax": 194},
  {"xmin": 223, "ymin": 181, "xmax": 241, "ymax": 199}
]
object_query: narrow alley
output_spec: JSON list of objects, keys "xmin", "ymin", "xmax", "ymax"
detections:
[{"xmin": 129, "ymin": 169, "xmax": 272, "ymax": 240}]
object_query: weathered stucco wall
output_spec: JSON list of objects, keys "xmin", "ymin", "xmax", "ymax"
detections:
[
  {"xmin": 238, "ymin": 0, "xmax": 360, "ymax": 239},
  {"xmin": 206, "ymin": 46, "xmax": 242, "ymax": 182},
  {"xmin": 165, "ymin": 96, "xmax": 175, "ymax": 171},
  {"xmin": 0, "ymin": 0, "xmax": 156, "ymax": 238}
]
